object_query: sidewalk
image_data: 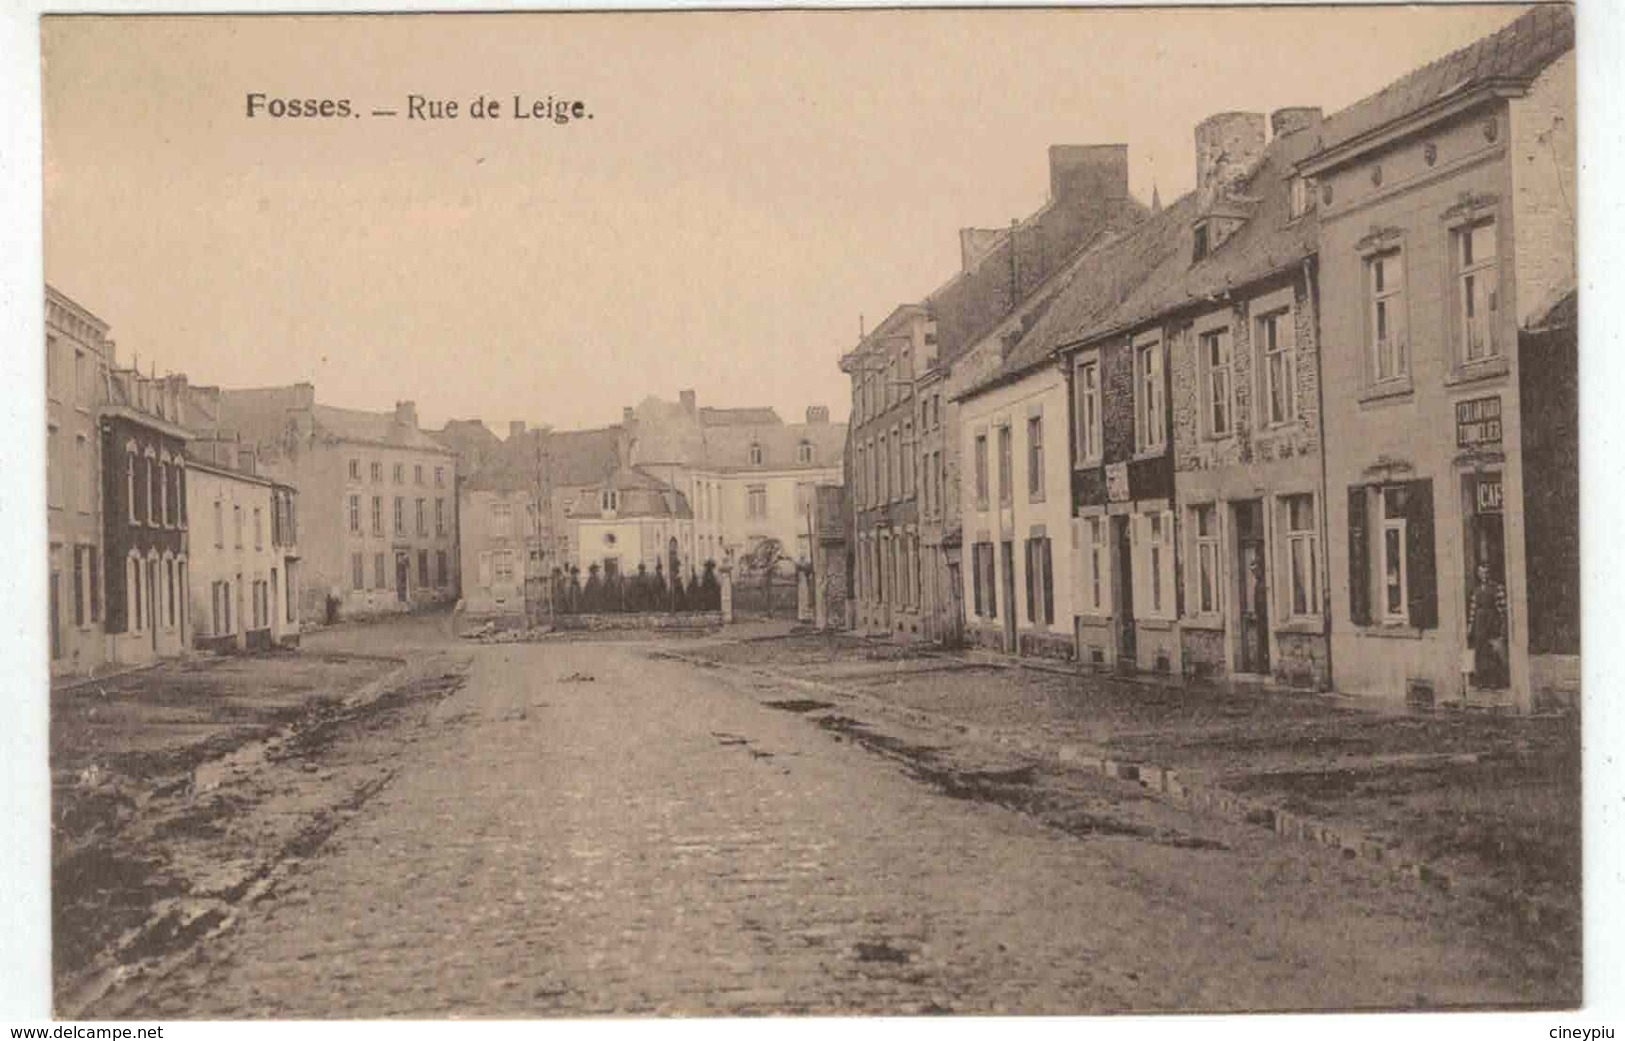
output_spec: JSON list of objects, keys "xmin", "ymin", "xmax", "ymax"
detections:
[{"xmin": 677, "ymin": 628, "xmax": 1580, "ymax": 958}]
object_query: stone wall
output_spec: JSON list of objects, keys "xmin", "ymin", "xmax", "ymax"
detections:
[{"xmin": 552, "ymin": 611, "xmax": 724, "ymax": 632}]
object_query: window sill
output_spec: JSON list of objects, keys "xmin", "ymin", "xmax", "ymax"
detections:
[
  {"xmin": 1275, "ymin": 616, "xmax": 1325, "ymax": 636},
  {"xmin": 1075, "ymin": 457, "xmax": 1103, "ymax": 471},
  {"xmin": 1358, "ymin": 381, "xmax": 1414, "ymax": 406},
  {"xmin": 1444, "ymin": 357, "xmax": 1510, "ymax": 387},
  {"xmin": 1358, "ymin": 623, "xmax": 1424, "ymax": 640},
  {"xmin": 1182, "ymin": 614, "xmax": 1225, "ymax": 632}
]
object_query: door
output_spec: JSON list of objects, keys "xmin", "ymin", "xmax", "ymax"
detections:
[
  {"xmin": 1000, "ymin": 540, "xmax": 1017, "ymax": 653},
  {"xmin": 1114, "ymin": 516, "xmax": 1135, "ymax": 668},
  {"xmin": 49, "ymin": 567, "xmax": 62, "ymax": 662},
  {"xmin": 1466, "ymin": 472, "xmax": 1509, "ymax": 689},
  {"xmin": 1236, "ymin": 501, "xmax": 1269, "ymax": 674},
  {"xmin": 395, "ymin": 553, "xmax": 410, "ymax": 602}
]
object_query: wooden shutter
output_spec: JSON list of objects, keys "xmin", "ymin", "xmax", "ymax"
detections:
[
  {"xmin": 1406, "ymin": 479, "xmax": 1438, "ymax": 629},
  {"xmin": 1348, "ymin": 487, "xmax": 1371, "ymax": 625},
  {"xmin": 1025, "ymin": 540, "xmax": 1036, "ymax": 623},
  {"xmin": 1042, "ymin": 537, "xmax": 1055, "ymax": 625},
  {"xmin": 972, "ymin": 544, "xmax": 984, "ymax": 617}
]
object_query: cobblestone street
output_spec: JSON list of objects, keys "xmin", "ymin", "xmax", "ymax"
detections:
[{"xmin": 104, "ymin": 624, "xmax": 1561, "ymax": 1018}]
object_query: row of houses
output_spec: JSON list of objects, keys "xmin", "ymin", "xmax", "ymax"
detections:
[
  {"xmin": 444, "ymin": 392, "xmax": 846, "ymax": 621},
  {"xmin": 839, "ymin": 6, "xmax": 1578, "ymax": 712},
  {"xmin": 45, "ymin": 288, "xmax": 302, "ymax": 678}
]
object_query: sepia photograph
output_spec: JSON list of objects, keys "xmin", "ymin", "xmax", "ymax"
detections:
[{"xmin": 23, "ymin": 0, "xmax": 1596, "ymax": 1024}]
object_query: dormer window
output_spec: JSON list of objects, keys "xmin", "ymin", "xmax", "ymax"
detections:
[
  {"xmin": 749, "ymin": 442, "xmax": 764, "ymax": 466},
  {"xmin": 601, "ymin": 489, "xmax": 620, "ymax": 513},
  {"xmin": 1193, "ymin": 222, "xmax": 1210, "ymax": 262},
  {"xmin": 797, "ymin": 440, "xmax": 813, "ymax": 465}
]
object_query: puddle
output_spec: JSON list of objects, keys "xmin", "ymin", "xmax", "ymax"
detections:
[
  {"xmin": 764, "ymin": 698, "xmax": 835, "ymax": 714},
  {"xmin": 853, "ymin": 939, "xmax": 913, "ymax": 964}
]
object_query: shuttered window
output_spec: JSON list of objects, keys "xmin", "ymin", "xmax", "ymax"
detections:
[{"xmin": 1349, "ymin": 480, "xmax": 1435, "ymax": 629}]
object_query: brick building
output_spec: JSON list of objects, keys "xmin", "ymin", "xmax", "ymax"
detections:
[{"xmin": 1301, "ymin": 5, "xmax": 1576, "ymax": 709}]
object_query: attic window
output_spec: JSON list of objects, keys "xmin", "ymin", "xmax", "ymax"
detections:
[
  {"xmin": 1289, "ymin": 177, "xmax": 1317, "ymax": 221},
  {"xmin": 601, "ymin": 490, "xmax": 619, "ymax": 512},
  {"xmin": 1193, "ymin": 222, "xmax": 1211, "ymax": 263},
  {"xmin": 749, "ymin": 442, "xmax": 764, "ymax": 466},
  {"xmin": 797, "ymin": 440, "xmax": 814, "ymax": 465}
]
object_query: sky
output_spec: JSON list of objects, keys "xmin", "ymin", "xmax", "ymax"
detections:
[{"xmin": 42, "ymin": 4, "xmax": 1531, "ymax": 434}]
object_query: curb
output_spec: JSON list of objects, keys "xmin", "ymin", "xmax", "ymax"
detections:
[{"xmin": 660, "ymin": 649, "xmax": 1564, "ymax": 921}]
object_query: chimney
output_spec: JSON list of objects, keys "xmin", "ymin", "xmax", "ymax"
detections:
[
  {"xmin": 622, "ymin": 406, "xmax": 635, "ymax": 423},
  {"xmin": 806, "ymin": 406, "xmax": 830, "ymax": 425},
  {"xmin": 1270, "ymin": 107, "xmax": 1324, "ymax": 139},
  {"xmin": 679, "ymin": 389, "xmax": 697, "ymax": 416},
  {"xmin": 510, "ymin": 420, "xmax": 526, "ymax": 440},
  {"xmin": 395, "ymin": 400, "xmax": 418, "ymax": 430},
  {"xmin": 1048, "ymin": 144, "xmax": 1129, "ymax": 207},
  {"xmin": 1195, "ymin": 112, "xmax": 1267, "ymax": 211}
]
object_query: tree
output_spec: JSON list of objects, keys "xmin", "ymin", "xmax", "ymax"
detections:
[{"xmin": 742, "ymin": 537, "xmax": 793, "ymax": 618}]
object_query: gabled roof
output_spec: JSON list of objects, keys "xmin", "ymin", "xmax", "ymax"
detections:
[
  {"xmin": 309, "ymin": 404, "xmax": 454, "ymax": 455},
  {"xmin": 544, "ymin": 425, "xmax": 624, "ymax": 487},
  {"xmin": 1308, "ymin": 5, "xmax": 1573, "ymax": 166},
  {"xmin": 700, "ymin": 420, "xmax": 847, "ymax": 472},
  {"xmin": 957, "ymin": 193, "xmax": 1195, "ymax": 399},
  {"xmin": 700, "ymin": 406, "xmax": 782, "ymax": 427}
]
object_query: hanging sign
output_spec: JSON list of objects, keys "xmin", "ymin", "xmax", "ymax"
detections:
[{"xmin": 1456, "ymin": 396, "xmax": 1503, "ymax": 448}]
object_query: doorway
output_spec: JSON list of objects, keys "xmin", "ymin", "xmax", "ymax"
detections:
[
  {"xmin": 1235, "ymin": 500, "xmax": 1269, "ymax": 674},
  {"xmin": 395, "ymin": 553, "xmax": 410, "ymax": 603},
  {"xmin": 1000, "ymin": 540, "xmax": 1017, "ymax": 653},
  {"xmin": 1113, "ymin": 516, "xmax": 1135, "ymax": 668},
  {"xmin": 1464, "ymin": 472, "xmax": 1509, "ymax": 690}
]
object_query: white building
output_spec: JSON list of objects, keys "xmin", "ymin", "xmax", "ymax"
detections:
[{"xmin": 186, "ymin": 444, "xmax": 301, "ymax": 651}]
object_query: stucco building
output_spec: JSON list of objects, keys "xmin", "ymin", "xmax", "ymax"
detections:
[
  {"xmin": 189, "ymin": 385, "xmax": 460, "ymax": 621},
  {"xmin": 186, "ymin": 440, "xmax": 301, "ymax": 651},
  {"xmin": 45, "ymin": 286, "xmax": 114, "ymax": 677},
  {"xmin": 1300, "ymin": 5, "xmax": 1576, "ymax": 709}
]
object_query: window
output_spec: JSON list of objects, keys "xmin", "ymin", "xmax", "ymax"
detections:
[
  {"xmin": 130, "ymin": 557, "xmax": 142, "ymax": 631},
  {"xmin": 1193, "ymin": 504, "xmax": 1220, "ymax": 615},
  {"xmin": 747, "ymin": 485, "xmax": 767, "ymax": 519},
  {"xmin": 749, "ymin": 442, "xmax": 763, "ymax": 466},
  {"xmin": 1075, "ymin": 359, "xmax": 1102, "ymax": 463},
  {"xmin": 1455, "ymin": 220, "xmax": 1500, "ymax": 363},
  {"xmin": 155, "ymin": 461, "xmax": 167, "ymax": 525},
  {"xmin": 1135, "ymin": 342, "xmax": 1166, "ymax": 452},
  {"xmin": 974, "ymin": 433, "xmax": 989, "ymax": 508},
  {"xmin": 434, "ymin": 466, "xmax": 445, "ymax": 488},
  {"xmin": 214, "ymin": 500, "xmax": 225, "ymax": 548},
  {"xmin": 902, "ymin": 422, "xmax": 914, "ymax": 497},
  {"xmin": 1149, "ymin": 513, "xmax": 1166, "ymax": 615},
  {"xmin": 1027, "ymin": 415, "xmax": 1045, "ymax": 500},
  {"xmin": 126, "ymin": 450, "xmax": 136, "ymax": 523},
  {"xmin": 415, "ymin": 464, "xmax": 424, "ymax": 485},
  {"xmin": 375, "ymin": 552, "xmax": 386, "ymax": 589},
  {"xmin": 1259, "ymin": 309, "xmax": 1296, "ymax": 426},
  {"xmin": 1135, "ymin": 510, "xmax": 1176, "ymax": 620},
  {"xmin": 491, "ymin": 502, "xmax": 513, "ymax": 537},
  {"xmin": 394, "ymin": 496, "xmax": 405, "ymax": 534},
  {"xmin": 89, "ymin": 547, "xmax": 101, "ymax": 623},
  {"xmin": 76, "ymin": 435, "xmax": 90, "ymax": 513},
  {"xmin": 878, "ymin": 434, "xmax": 890, "ymax": 502},
  {"xmin": 972, "ymin": 541, "xmax": 997, "ymax": 619},
  {"xmin": 393, "ymin": 463, "xmax": 404, "ymax": 484},
  {"xmin": 436, "ymin": 550, "xmax": 448, "ymax": 587},
  {"xmin": 348, "ymin": 494, "xmax": 361, "ymax": 534},
  {"xmin": 997, "ymin": 425, "xmax": 1012, "ymax": 506},
  {"xmin": 372, "ymin": 496, "xmax": 384, "ymax": 535},
  {"xmin": 1199, "ymin": 327, "xmax": 1234, "ymax": 438},
  {"xmin": 1289, "ymin": 176, "xmax": 1315, "ymax": 220},
  {"xmin": 1085, "ymin": 517, "xmax": 1105, "ymax": 612},
  {"xmin": 349, "ymin": 458, "xmax": 361, "ymax": 482},
  {"xmin": 352, "ymin": 552, "xmax": 365, "ymax": 591},
  {"xmin": 797, "ymin": 440, "xmax": 813, "ymax": 465},
  {"xmin": 416, "ymin": 498, "xmax": 427, "ymax": 536},
  {"xmin": 1283, "ymin": 494, "xmax": 1320, "ymax": 618},
  {"xmin": 254, "ymin": 507, "xmax": 263, "ymax": 549},
  {"xmin": 436, "ymin": 498, "xmax": 446, "ymax": 536},
  {"xmin": 371, "ymin": 461, "xmax": 383, "ymax": 483},
  {"xmin": 1367, "ymin": 250, "xmax": 1408, "ymax": 383},
  {"xmin": 167, "ymin": 560, "xmax": 177, "ymax": 628},
  {"xmin": 1193, "ymin": 222, "xmax": 1210, "ymax": 262},
  {"xmin": 1025, "ymin": 536, "xmax": 1054, "ymax": 625},
  {"xmin": 600, "ymin": 489, "xmax": 619, "ymax": 513},
  {"xmin": 147, "ymin": 455, "xmax": 158, "ymax": 525},
  {"xmin": 418, "ymin": 549, "xmax": 430, "ymax": 586},
  {"xmin": 176, "ymin": 465, "xmax": 187, "ymax": 527},
  {"xmin": 494, "ymin": 551, "xmax": 515, "ymax": 584},
  {"xmin": 1348, "ymin": 481, "xmax": 1436, "ymax": 629}
]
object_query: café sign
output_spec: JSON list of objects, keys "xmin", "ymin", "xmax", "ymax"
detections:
[
  {"xmin": 1476, "ymin": 474, "xmax": 1504, "ymax": 514},
  {"xmin": 1456, "ymin": 395, "xmax": 1502, "ymax": 449}
]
